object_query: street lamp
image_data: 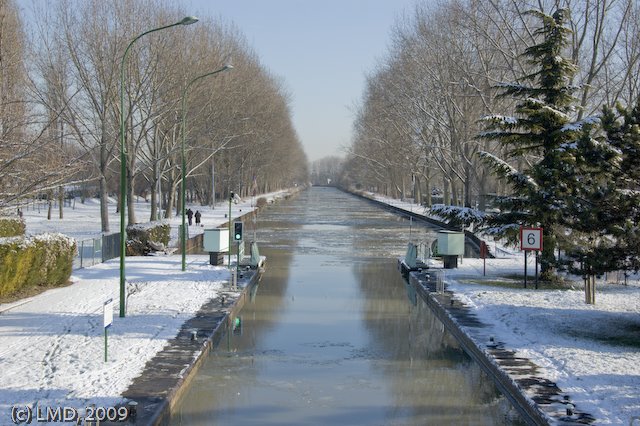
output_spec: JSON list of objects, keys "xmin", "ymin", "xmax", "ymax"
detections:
[
  {"xmin": 119, "ymin": 16, "xmax": 199, "ymax": 318},
  {"xmin": 180, "ymin": 65, "xmax": 234, "ymax": 271}
]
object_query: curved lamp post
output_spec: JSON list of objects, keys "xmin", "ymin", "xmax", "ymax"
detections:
[
  {"xmin": 119, "ymin": 16, "xmax": 198, "ymax": 318},
  {"xmin": 181, "ymin": 65, "xmax": 234, "ymax": 271}
]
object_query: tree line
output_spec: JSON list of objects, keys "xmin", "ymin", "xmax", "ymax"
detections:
[
  {"xmin": 341, "ymin": 0, "xmax": 640, "ymax": 287},
  {"xmin": 0, "ymin": 0, "xmax": 308, "ymax": 232}
]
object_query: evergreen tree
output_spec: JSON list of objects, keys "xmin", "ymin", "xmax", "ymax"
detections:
[
  {"xmin": 478, "ymin": 8, "xmax": 580, "ymax": 280},
  {"xmin": 597, "ymin": 101, "xmax": 640, "ymax": 273},
  {"xmin": 556, "ymin": 117, "xmax": 619, "ymax": 295},
  {"xmin": 555, "ymin": 99, "xmax": 640, "ymax": 302}
]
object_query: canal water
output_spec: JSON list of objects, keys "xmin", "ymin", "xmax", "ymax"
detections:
[{"xmin": 170, "ymin": 187, "xmax": 523, "ymax": 425}]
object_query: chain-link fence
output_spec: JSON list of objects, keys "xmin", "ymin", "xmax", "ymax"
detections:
[{"xmin": 73, "ymin": 233, "xmax": 121, "ymax": 270}]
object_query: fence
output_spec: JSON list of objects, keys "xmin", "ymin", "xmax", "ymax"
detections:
[
  {"xmin": 71, "ymin": 228, "xmax": 219, "ymax": 271},
  {"xmin": 73, "ymin": 232, "xmax": 120, "ymax": 270}
]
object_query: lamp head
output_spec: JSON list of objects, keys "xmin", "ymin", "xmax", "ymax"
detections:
[
  {"xmin": 179, "ymin": 16, "xmax": 199, "ymax": 25},
  {"xmin": 223, "ymin": 64, "xmax": 234, "ymax": 71}
]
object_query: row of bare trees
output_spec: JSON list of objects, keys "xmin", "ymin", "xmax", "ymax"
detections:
[
  {"xmin": 0, "ymin": 0, "xmax": 307, "ymax": 232},
  {"xmin": 343, "ymin": 0, "xmax": 640, "ymax": 209}
]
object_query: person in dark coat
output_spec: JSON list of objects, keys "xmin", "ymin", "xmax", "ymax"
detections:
[
  {"xmin": 194, "ymin": 210, "xmax": 201, "ymax": 226},
  {"xmin": 186, "ymin": 208, "xmax": 194, "ymax": 226}
]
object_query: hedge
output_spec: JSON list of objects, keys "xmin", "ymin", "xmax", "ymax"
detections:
[
  {"xmin": 0, "ymin": 233, "xmax": 76, "ymax": 298},
  {"xmin": 0, "ymin": 217, "xmax": 26, "ymax": 237}
]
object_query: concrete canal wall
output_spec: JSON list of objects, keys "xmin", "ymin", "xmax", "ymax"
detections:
[{"xmin": 406, "ymin": 268, "xmax": 593, "ymax": 426}]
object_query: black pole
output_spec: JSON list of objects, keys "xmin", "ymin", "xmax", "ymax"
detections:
[
  {"xmin": 535, "ymin": 251, "xmax": 539, "ymax": 289},
  {"xmin": 524, "ymin": 251, "xmax": 528, "ymax": 288}
]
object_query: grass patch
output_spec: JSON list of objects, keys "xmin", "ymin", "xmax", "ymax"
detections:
[
  {"xmin": 461, "ymin": 275, "xmax": 569, "ymax": 290},
  {"xmin": 565, "ymin": 324, "xmax": 640, "ymax": 349}
]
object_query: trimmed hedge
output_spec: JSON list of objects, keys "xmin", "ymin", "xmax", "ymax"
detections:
[
  {"xmin": 0, "ymin": 217, "xmax": 26, "ymax": 237},
  {"xmin": 0, "ymin": 233, "xmax": 77, "ymax": 298},
  {"xmin": 126, "ymin": 221, "xmax": 171, "ymax": 255}
]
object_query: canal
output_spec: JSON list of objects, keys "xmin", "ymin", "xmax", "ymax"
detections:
[{"xmin": 170, "ymin": 187, "xmax": 524, "ymax": 425}]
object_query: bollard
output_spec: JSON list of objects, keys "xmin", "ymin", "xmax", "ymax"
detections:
[
  {"xmin": 190, "ymin": 330, "xmax": 197, "ymax": 341},
  {"xmin": 564, "ymin": 395, "xmax": 574, "ymax": 416},
  {"xmin": 127, "ymin": 400, "xmax": 138, "ymax": 423},
  {"xmin": 230, "ymin": 269, "xmax": 237, "ymax": 290}
]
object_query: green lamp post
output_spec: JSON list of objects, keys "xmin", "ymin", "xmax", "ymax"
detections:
[
  {"xmin": 180, "ymin": 65, "xmax": 233, "ymax": 271},
  {"xmin": 119, "ymin": 16, "xmax": 198, "ymax": 318}
]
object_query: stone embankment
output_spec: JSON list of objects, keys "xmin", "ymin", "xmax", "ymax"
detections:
[{"xmin": 405, "ymin": 266, "xmax": 594, "ymax": 426}]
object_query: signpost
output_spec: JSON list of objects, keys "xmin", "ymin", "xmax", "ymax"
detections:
[
  {"xmin": 480, "ymin": 241, "xmax": 488, "ymax": 276},
  {"xmin": 103, "ymin": 299, "xmax": 113, "ymax": 362},
  {"xmin": 520, "ymin": 227, "xmax": 543, "ymax": 289}
]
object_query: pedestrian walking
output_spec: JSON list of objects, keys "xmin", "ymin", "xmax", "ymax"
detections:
[
  {"xmin": 186, "ymin": 208, "xmax": 193, "ymax": 226},
  {"xmin": 195, "ymin": 210, "xmax": 201, "ymax": 226}
]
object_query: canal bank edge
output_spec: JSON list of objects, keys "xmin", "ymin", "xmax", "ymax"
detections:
[
  {"xmin": 406, "ymin": 269, "xmax": 594, "ymax": 426},
  {"xmin": 120, "ymin": 269, "xmax": 262, "ymax": 426}
]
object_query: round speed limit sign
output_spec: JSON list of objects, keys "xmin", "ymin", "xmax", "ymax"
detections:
[{"xmin": 520, "ymin": 227, "xmax": 543, "ymax": 251}]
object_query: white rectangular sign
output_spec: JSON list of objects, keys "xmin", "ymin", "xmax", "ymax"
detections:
[
  {"xmin": 103, "ymin": 299, "xmax": 113, "ymax": 329},
  {"xmin": 520, "ymin": 227, "xmax": 543, "ymax": 251}
]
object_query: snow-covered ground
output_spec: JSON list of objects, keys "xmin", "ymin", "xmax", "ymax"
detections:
[
  {"xmin": 362, "ymin": 190, "xmax": 640, "ymax": 424},
  {"xmin": 0, "ymin": 190, "xmax": 291, "ymax": 425}
]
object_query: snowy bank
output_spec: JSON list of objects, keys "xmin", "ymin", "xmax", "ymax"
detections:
[{"xmin": 0, "ymin": 256, "xmax": 230, "ymax": 424}]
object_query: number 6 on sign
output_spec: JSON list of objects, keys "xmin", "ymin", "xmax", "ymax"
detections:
[{"xmin": 520, "ymin": 227, "xmax": 543, "ymax": 251}]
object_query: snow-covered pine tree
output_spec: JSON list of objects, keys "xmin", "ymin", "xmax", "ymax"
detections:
[
  {"xmin": 598, "ymin": 101, "xmax": 640, "ymax": 274},
  {"xmin": 555, "ymin": 115, "xmax": 620, "ymax": 303},
  {"xmin": 477, "ymin": 9, "xmax": 580, "ymax": 281}
]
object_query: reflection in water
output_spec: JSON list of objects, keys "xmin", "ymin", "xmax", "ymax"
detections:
[{"xmin": 170, "ymin": 188, "xmax": 523, "ymax": 425}]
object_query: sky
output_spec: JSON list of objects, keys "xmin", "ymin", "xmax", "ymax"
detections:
[{"xmin": 185, "ymin": 0, "xmax": 421, "ymax": 162}]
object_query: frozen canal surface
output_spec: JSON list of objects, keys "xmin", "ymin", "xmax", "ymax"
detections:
[{"xmin": 170, "ymin": 187, "xmax": 524, "ymax": 425}]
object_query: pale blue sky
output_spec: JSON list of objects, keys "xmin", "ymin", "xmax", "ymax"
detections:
[{"xmin": 186, "ymin": 0, "xmax": 420, "ymax": 161}]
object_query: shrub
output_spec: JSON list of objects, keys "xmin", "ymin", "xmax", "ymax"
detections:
[
  {"xmin": 0, "ymin": 233, "xmax": 76, "ymax": 298},
  {"xmin": 0, "ymin": 238, "xmax": 34, "ymax": 296},
  {"xmin": 28, "ymin": 234, "xmax": 76, "ymax": 287},
  {"xmin": 0, "ymin": 217, "xmax": 26, "ymax": 237},
  {"xmin": 126, "ymin": 221, "xmax": 171, "ymax": 255},
  {"xmin": 256, "ymin": 197, "xmax": 268, "ymax": 209}
]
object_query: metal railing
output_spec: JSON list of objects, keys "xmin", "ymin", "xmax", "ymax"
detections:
[{"xmin": 73, "ymin": 233, "xmax": 121, "ymax": 270}]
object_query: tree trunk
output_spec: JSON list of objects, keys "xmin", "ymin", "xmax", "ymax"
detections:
[
  {"xmin": 58, "ymin": 186, "xmax": 64, "ymax": 219},
  {"xmin": 464, "ymin": 166, "xmax": 472, "ymax": 208},
  {"xmin": 451, "ymin": 179, "xmax": 459, "ymax": 206},
  {"xmin": 150, "ymin": 182, "xmax": 158, "ymax": 221},
  {"xmin": 478, "ymin": 171, "xmax": 488, "ymax": 211},
  {"xmin": 47, "ymin": 190, "xmax": 53, "ymax": 220},
  {"xmin": 99, "ymin": 174, "xmax": 109, "ymax": 233},
  {"xmin": 585, "ymin": 273, "xmax": 596, "ymax": 305},
  {"xmin": 443, "ymin": 177, "xmax": 450, "ymax": 205}
]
